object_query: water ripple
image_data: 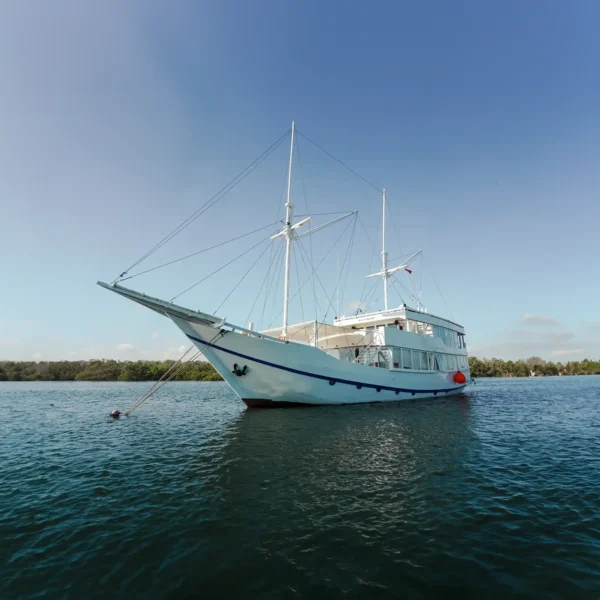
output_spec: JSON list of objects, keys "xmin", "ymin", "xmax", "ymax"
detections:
[{"xmin": 1, "ymin": 378, "xmax": 600, "ymax": 598}]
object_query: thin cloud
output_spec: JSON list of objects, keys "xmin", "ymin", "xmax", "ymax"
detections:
[
  {"xmin": 163, "ymin": 345, "xmax": 187, "ymax": 360},
  {"xmin": 522, "ymin": 313, "xmax": 558, "ymax": 327},
  {"xmin": 551, "ymin": 349, "xmax": 584, "ymax": 357},
  {"xmin": 117, "ymin": 343, "xmax": 135, "ymax": 353}
]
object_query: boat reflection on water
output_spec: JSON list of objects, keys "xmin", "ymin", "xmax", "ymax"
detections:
[
  {"xmin": 185, "ymin": 395, "xmax": 474, "ymax": 593},
  {"xmin": 207, "ymin": 395, "xmax": 473, "ymax": 512}
]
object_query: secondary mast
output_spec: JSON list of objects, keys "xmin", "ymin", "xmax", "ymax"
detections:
[
  {"xmin": 367, "ymin": 189, "xmax": 421, "ymax": 311},
  {"xmin": 282, "ymin": 121, "xmax": 295, "ymax": 339}
]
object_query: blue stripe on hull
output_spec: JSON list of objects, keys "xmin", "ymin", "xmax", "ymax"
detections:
[{"xmin": 187, "ymin": 334, "xmax": 465, "ymax": 396}]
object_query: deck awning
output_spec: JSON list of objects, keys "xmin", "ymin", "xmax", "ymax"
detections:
[{"xmin": 262, "ymin": 320, "xmax": 374, "ymax": 349}]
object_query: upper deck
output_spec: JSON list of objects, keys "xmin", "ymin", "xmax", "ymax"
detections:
[{"xmin": 333, "ymin": 305, "xmax": 465, "ymax": 334}]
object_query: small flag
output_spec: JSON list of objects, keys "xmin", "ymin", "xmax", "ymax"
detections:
[{"xmin": 405, "ymin": 268, "xmax": 413, "ymax": 274}]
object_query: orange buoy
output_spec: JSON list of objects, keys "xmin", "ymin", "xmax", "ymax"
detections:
[{"xmin": 454, "ymin": 371, "xmax": 467, "ymax": 384}]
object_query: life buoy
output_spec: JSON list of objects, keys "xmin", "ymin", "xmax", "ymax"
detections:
[{"xmin": 454, "ymin": 371, "xmax": 467, "ymax": 384}]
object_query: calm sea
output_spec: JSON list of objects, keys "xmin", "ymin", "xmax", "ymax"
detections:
[{"xmin": 1, "ymin": 378, "xmax": 599, "ymax": 599}]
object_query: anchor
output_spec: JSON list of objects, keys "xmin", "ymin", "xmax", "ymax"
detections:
[{"xmin": 232, "ymin": 363, "xmax": 248, "ymax": 376}]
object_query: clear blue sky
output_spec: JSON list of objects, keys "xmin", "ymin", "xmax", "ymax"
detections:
[{"xmin": 1, "ymin": 0, "xmax": 599, "ymax": 362}]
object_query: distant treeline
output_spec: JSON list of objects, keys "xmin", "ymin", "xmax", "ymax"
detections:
[
  {"xmin": 468, "ymin": 357, "xmax": 600, "ymax": 378},
  {"xmin": 0, "ymin": 360, "xmax": 223, "ymax": 382},
  {"xmin": 1, "ymin": 357, "xmax": 599, "ymax": 382}
]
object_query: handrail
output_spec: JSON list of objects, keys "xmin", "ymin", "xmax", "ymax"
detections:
[
  {"xmin": 225, "ymin": 322, "xmax": 287, "ymax": 344},
  {"xmin": 354, "ymin": 327, "xmax": 382, "ymax": 363}
]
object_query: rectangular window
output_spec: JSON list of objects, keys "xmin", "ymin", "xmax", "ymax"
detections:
[
  {"xmin": 401, "ymin": 348, "xmax": 412, "ymax": 369},
  {"xmin": 412, "ymin": 350, "xmax": 421, "ymax": 370},
  {"xmin": 420, "ymin": 351, "xmax": 428, "ymax": 370},
  {"xmin": 436, "ymin": 353, "xmax": 445, "ymax": 371},
  {"xmin": 428, "ymin": 352, "xmax": 436, "ymax": 370}
]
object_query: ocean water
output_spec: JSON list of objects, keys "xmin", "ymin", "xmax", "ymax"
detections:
[{"xmin": 1, "ymin": 377, "xmax": 599, "ymax": 599}]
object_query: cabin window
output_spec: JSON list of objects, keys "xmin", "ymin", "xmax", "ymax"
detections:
[
  {"xmin": 412, "ymin": 350, "xmax": 421, "ymax": 369},
  {"xmin": 429, "ymin": 353, "xmax": 437, "ymax": 370},
  {"xmin": 401, "ymin": 348, "xmax": 412, "ymax": 369},
  {"xmin": 436, "ymin": 353, "xmax": 445, "ymax": 371},
  {"xmin": 420, "ymin": 351, "xmax": 428, "ymax": 370}
]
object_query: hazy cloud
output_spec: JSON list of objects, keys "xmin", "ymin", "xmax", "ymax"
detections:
[
  {"xmin": 152, "ymin": 332, "xmax": 160, "ymax": 339},
  {"xmin": 551, "ymin": 349, "xmax": 584, "ymax": 357},
  {"xmin": 117, "ymin": 343, "xmax": 135, "ymax": 353},
  {"xmin": 522, "ymin": 313, "xmax": 558, "ymax": 326},
  {"xmin": 32, "ymin": 352, "xmax": 42, "ymax": 360},
  {"xmin": 163, "ymin": 345, "xmax": 187, "ymax": 360}
]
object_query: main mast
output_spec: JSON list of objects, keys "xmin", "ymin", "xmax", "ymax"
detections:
[
  {"xmin": 382, "ymin": 189, "xmax": 389, "ymax": 311},
  {"xmin": 282, "ymin": 121, "xmax": 295, "ymax": 339},
  {"xmin": 271, "ymin": 121, "xmax": 354, "ymax": 337}
]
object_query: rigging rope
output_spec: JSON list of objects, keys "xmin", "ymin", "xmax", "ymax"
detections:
[
  {"xmin": 295, "ymin": 240, "xmax": 325, "ymax": 316},
  {"xmin": 170, "ymin": 234, "xmax": 274, "ymax": 302},
  {"xmin": 338, "ymin": 215, "xmax": 357, "ymax": 315},
  {"xmin": 265, "ymin": 215, "xmax": 356, "ymax": 329},
  {"xmin": 425, "ymin": 256, "xmax": 455, "ymax": 320},
  {"xmin": 118, "ymin": 222, "xmax": 280, "ymax": 282},
  {"xmin": 122, "ymin": 332, "xmax": 224, "ymax": 416},
  {"xmin": 258, "ymin": 242, "xmax": 284, "ymax": 330},
  {"xmin": 293, "ymin": 250, "xmax": 305, "ymax": 322},
  {"xmin": 263, "ymin": 240, "xmax": 286, "ymax": 330},
  {"xmin": 213, "ymin": 239, "xmax": 274, "ymax": 314},
  {"xmin": 293, "ymin": 226, "xmax": 355, "ymax": 349},
  {"xmin": 296, "ymin": 130, "xmax": 383, "ymax": 194},
  {"xmin": 295, "ymin": 135, "xmax": 318, "ymax": 323},
  {"xmin": 246, "ymin": 240, "xmax": 282, "ymax": 326},
  {"xmin": 310, "ymin": 214, "xmax": 357, "ymax": 348},
  {"xmin": 113, "ymin": 130, "xmax": 290, "ymax": 282},
  {"xmin": 357, "ymin": 215, "xmax": 381, "ymax": 307}
]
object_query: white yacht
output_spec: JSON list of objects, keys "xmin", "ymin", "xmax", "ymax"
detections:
[{"xmin": 99, "ymin": 123, "xmax": 470, "ymax": 407}]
